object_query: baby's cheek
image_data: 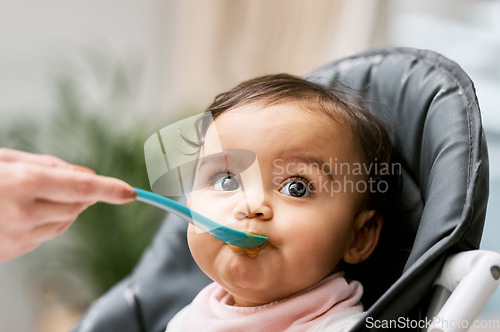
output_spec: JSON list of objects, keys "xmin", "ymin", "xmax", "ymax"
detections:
[
  {"xmin": 187, "ymin": 227, "xmax": 219, "ymax": 266},
  {"xmin": 187, "ymin": 224, "xmax": 208, "ymax": 252}
]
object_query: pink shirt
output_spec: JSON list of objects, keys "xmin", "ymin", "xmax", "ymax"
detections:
[{"xmin": 166, "ymin": 272, "xmax": 364, "ymax": 331}]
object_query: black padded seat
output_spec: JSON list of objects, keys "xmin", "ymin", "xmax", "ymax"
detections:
[{"xmin": 305, "ymin": 47, "xmax": 489, "ymax": 330}]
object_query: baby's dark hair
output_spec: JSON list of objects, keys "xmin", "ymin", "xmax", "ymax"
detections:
[{"xmin": 202, "ymin": 73, "xmax": 395, "ymax": 214}]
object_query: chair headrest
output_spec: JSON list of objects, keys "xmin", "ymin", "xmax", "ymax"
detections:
[{"xmin": 306, "ymin": 47, "xmax": 489, "ymax": 321}]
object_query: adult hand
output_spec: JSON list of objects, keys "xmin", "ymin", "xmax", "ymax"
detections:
[{"xmin": 0, "ymin": 148, "xmax": 137, "ymax": 261}]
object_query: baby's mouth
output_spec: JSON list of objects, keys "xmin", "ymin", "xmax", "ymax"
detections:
[{"xmin": 227, "ymin": 232, "xmax": 276, "ymax": 258}]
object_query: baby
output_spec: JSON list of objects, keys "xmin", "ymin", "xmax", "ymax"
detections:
[{"xmin": 166, "ymin": 74, "xmax": 393, "ymax": 331}]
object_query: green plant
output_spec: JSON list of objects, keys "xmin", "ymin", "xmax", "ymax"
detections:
[{"xmin": 2, "ymin": 55, "xmax": 167, "ymax": 297}]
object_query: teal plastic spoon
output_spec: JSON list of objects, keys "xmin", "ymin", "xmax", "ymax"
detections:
[{"xmin": 134, "ymin": 188, "xmax": 268, "ymax": 248}]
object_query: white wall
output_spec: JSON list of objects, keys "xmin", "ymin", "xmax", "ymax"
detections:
[{"xmin": 0, "ymin": 0, "xmax": 173, "ymax": 126}]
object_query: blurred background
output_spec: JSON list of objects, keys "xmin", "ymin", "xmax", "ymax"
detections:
[{"xmin": 0, "ymin": 0, "xmax": 498, "ymax": 331}]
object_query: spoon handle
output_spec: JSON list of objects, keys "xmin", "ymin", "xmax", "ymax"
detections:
[{"xmin": 133, "ymin": 188, "xmax": 268, "ymax": 248}]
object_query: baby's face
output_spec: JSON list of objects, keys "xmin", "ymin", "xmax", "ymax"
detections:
[{"xmin": 187, "ymin": 103, "xmax": 376, "ymax": 306}]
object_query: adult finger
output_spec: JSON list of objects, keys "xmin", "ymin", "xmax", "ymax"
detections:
[
  {"xmin": 0, "ymin": 217, "xmax": 75, "ymax": 261},
  {"xmin": 8, "ymin": 219, "xmax": 71, "ymax": 256},
  {"xmin": 0, "ymin": 148, "xmax": 94, "ymax": 173},
  {"xmin": 31, "ymin": 167, "xmax": 137, "ymax": 204},
  {"xmin": 30, "ymin": 200, "xmax": 88, "ymax": 225},
  {"xmin": 0, "ymin": 241, "xmax": 40, "ymax": 262},
  {"xmin": 31, "ymin": 219, "xmax": 74, "ymax": 242}
]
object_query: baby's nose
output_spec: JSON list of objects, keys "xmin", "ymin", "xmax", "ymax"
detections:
[{"xmin": 232, "ymin": 197, "xmax": 273, "ymax": 221}]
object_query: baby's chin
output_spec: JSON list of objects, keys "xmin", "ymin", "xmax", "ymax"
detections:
[
  {"xmin": 219, "ymin": 277, "xmax": 283, "ymax": 307},
  {"xmin": 218, "ymin": 272, "xmax": 296, "ymax": 307},
  {"xmin": 209, "ymin": 248, "xmax": 284, "ymax": 305}
]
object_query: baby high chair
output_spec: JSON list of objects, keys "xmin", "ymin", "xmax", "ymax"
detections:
[{"xmin": 73, "ymin": 47, "xmax": 498, "ymax": 332}]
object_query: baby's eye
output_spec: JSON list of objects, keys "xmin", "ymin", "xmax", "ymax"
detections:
[
  {"xmin": 213, "ymin": 175, "xmax": 240, "ymax": 191},
  {"xmin": 279, "ymin": 179, "xmax": 312, "ymax": 197}
]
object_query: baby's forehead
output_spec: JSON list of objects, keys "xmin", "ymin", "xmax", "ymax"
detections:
[
  {"xmin": 211, "ymin": 99, "xmax": 351, "ymax": 128},
  {"xmin": 203, "ymin": 105, "xmax": 363, "ymax": 163}
]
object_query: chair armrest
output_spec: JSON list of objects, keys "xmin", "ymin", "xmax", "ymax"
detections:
[{"xmin": 427, "ymin": 250, "xmax": 500, "ymax": 332}]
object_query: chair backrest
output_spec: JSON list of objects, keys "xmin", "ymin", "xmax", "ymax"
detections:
[{"xmin": 306, "ymin": 47, "xmax": 489, "ymax": 327}]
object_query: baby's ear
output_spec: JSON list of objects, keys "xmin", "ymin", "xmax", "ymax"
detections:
[{"xmin": 343, "ymin": 210, "xmax": 383, "ymax": 264}]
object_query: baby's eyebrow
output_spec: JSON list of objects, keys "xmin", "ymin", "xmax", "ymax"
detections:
[
  {"xmin": 198, "ymin": 150, "xmax": 256, "ymax": 173},
  {"xmin": 280, "ymin": 155, "xmax": 334, "ymax": 182},
  {"xmin": 198, "ymin": 153, "xmax": 226, "ymax": 169}
]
